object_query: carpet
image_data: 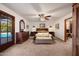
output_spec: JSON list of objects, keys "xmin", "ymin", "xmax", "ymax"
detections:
[{"xmin": 0, "ymin": 38, "xmax": 72, "ymax": 56}]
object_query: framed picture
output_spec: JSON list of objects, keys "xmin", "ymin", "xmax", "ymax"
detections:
[
  {"xmin": 26, "ymin": 25, "xmax": 29, "ymax": 29},
  {"xmin": 33, "ymin": 26, "xmax": 35, "ymax": 28},
  {"xmin": 39, "ymin": 23, "xmax": 45, "ymax": 28},
  {"xmin": 55, "ymin": 23, "xmax": 59, "ymax": 29}
]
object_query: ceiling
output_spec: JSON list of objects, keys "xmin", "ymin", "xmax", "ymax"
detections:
[{"xmin": 2, "ymin": 3, "xmax": 72, "ymax": 22}]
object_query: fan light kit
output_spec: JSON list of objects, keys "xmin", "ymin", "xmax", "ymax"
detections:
[{"xmin": 39, "ymin": 14, "xmax": 45, "ymax": 21}]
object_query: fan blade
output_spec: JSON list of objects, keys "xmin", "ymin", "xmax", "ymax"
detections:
[
  {"xmin": 45, "ymin": 15, "xmax": 51, "ymax": 17},
  {"xmin": 45, "ymin": 16, "xmax": 49, "ymax": 20}
]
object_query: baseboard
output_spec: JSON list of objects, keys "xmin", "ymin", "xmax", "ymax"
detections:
[{"xmin": 54, "ymin": 36, "xmax": 64, "ymax": 42}]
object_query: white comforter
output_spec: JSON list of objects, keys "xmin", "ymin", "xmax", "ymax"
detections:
[{"xmin": 35, "ymin": 32, "xmax": 52, "ymax": 40}]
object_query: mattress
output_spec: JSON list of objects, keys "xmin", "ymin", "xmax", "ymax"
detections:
[{"xmin": 36, "ymin": 37, "xmax": 52, "ymax": 40}]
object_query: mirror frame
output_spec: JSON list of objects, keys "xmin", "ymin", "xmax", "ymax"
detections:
[{"xmin": 19, "ymin": 20, "xmax": 25, "ymax": 32}]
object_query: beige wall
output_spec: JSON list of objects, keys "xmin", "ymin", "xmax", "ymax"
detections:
[
  {"xmin": 29, "ymin": 13, "xmax": 72, "ymax": 41},
  {"xmin": 53, "ymin": 13, "xmax": 72, "ymax": 40},
  {"xmin": 0, "ymin": 4, "xmax": 29, "ymax": 32},
  {"xmin": 29, "ymin": 20, "xmax": 55, "ymax": 32},
  {"xmin": 0, "ymin": 4, "xmax": 72, "ymax": 41},
  {"xmin": 0, "ymin": 4, "xmax": 29, "ymax": 43}
]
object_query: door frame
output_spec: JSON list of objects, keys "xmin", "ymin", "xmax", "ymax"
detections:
[
  {"xmin": 72, "ymin": 3, "xmax": 79, "ymax": 56},
  {"xmin": 64, "ymin": 17, "xmax": 72, "ymax": 42}
]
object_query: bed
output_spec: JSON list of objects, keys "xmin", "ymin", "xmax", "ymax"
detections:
[{"xmin": 33, "ymin": 28, "xmax": 54, "ymax": 44}]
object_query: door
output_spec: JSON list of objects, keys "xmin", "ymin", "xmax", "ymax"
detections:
[
  {"xmin": 72, "ymin": 4, "xmax": 79, "ymax": 56},
  {"xmin": 0, "ymin": 10, "xmax": 15, "ymax": 51}
]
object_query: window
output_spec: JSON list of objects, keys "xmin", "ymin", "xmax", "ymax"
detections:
[{"xmin": 0, "ymin": 10, "xmax": 15, "ymax": 46}]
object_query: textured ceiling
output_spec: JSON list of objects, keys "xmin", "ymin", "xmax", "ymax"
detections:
[{"xmin": 2, "ymin": 3, "xmax": 72, "ymax": 22}]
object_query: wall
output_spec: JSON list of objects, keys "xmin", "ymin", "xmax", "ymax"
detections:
[
  {"xmin": 29, "ymin": 19, "xmax": 55, "ymax": 32},
  {"xmin": 0, "ymin": 4, "xmax": 29, "ymax": 32},
  {"xmin": 0, "ymin": 4, "xmax": 72, "ymax": 41},
  {"xmin": 0, "ymin": 4, "xmax": 29, "ymax": 42},
  {"xmin": 29, "ymin": 13, "xmax": 72, "ymax": 41},
  {"xmin": 53, "ymin": 13, "xmax": 72, "ymax": 40}
]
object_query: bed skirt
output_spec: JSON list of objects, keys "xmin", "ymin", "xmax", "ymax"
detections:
[{"xmin": 34, "ymin": 39, "xmax": 53, "ymax": 44}]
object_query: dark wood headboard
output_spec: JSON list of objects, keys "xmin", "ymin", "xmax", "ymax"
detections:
[{"xmin": 36, "ymin": 28, "xmax": 48, "ymax": 32}]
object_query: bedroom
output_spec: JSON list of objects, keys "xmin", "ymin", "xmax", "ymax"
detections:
[{"xmin": 0, "ymin": 3, "xmax": 74, "ymax": 56}]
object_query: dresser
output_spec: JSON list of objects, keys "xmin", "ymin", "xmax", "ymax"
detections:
[{"xmin": 16, "ymin": 31, "xmax": 29, "ymax": 44}]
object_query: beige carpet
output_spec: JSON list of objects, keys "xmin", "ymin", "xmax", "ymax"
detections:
[{"xmin": 0, "ymin": 38, "xmax": 72, "ymax": 56}]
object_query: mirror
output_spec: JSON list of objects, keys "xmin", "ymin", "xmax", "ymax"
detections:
[
  {"xmin": 19, "ymin": 20, "xmax": 25, "ymax": 32},
  {"xmin": 39, "ymin": 23, "xmax": 45, "ymax": 28}
]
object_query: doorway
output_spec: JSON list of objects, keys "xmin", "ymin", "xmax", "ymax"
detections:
[{"xmin": 64, "ymin": 17, "xmax": 72, "ymax": 42}]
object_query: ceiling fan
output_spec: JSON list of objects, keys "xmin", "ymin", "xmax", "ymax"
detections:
[
  {"xmin": 38, "ymin": 14, "xmax": 51, "ymax": 21},
  {"xmin": 25, "ymin": 13, "xmax": 52, "ymax": 21}
]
